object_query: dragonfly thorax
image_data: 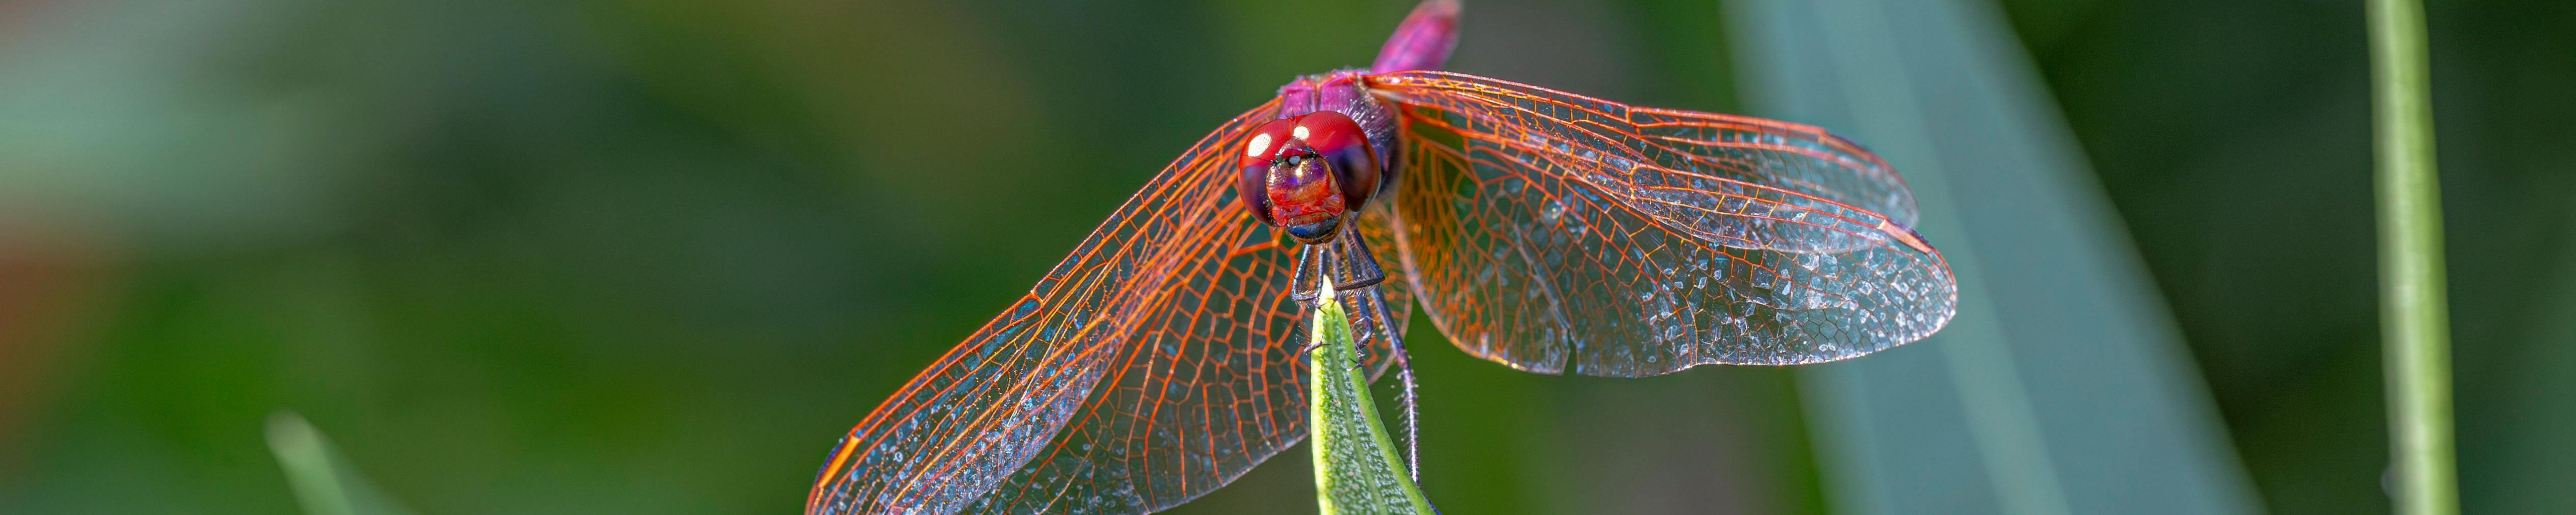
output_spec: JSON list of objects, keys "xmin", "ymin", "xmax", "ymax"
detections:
[{"xmin": 1238, "ymin": 110, "xmax": 1382, "ymax": 243}]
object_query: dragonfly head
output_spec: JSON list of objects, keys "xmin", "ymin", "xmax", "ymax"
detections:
[{"xmin": 1239, "ymin": 111, "xmax": 1382, "ymax": 244}]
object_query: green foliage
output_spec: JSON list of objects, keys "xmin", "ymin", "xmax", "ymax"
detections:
[
  {"xmin": 1306, "ymin": 287, "xmax": 1435, "ymax": 515},
  {"xmin": 266, "ymin": 412, "xmax": 415, "ymax": 515}
]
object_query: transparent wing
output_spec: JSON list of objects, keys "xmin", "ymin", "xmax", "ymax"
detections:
[
  {"xmin": 1368, "ymin": 71, "xmax": 1956, "ymax": 377},
  {"xmin": 806, "ymin": 100, "xmax": 1412, "ymax": 515}
]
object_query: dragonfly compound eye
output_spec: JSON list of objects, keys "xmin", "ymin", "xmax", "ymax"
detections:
[
  {"xmin": 1294, "ymin": 111, "xmax": 1382, "ymax": 208},
  {"xmin": 1237, "ymin": 118, "xmax": 1299, "ymax": 227}
]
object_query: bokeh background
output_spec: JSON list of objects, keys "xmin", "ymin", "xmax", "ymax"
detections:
[{"xmin": 2, "ymin": 0, "xmax": 2570, "ymax": 513}]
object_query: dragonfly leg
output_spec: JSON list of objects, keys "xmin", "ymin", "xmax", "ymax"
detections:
[
  {"xmin": 1330, "ymin": 224, "xmax": 1425, "ymax": 486},
  {"xmin": 1291, "ymin": 243, "xmax": 1325, "ymax": 308},
  {"xmin": 1332, "ymin": 228, "xmax": 1387, "ymax": 291},
  {"xmin": 1365, "ymin": 286, "xmax": 1425, "ymax": 485},
  {"xmin": 1293, "ymin": 244, "xmax": 1343, "ymax": 358}
]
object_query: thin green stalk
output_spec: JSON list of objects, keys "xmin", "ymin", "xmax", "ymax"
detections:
[
  {"xmin": 1308, "ymin": 285, "xmax": 1434, "ymax": 515},
  {"xmin": 266, "ymin": 412, "xmax": 416, "ymax": 515},
  {"xmin": 269, "ymin": 413, "xmax": 359, "ymax": 515},
  {"xmin": 2368, "ymin": 0, "xmax": 2458, "ymax": 513}
]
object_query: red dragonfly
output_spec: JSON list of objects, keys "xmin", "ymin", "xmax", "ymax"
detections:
[{"xmin": 807, "ymin": 1, "xmax": 1956, "ymax": 513}]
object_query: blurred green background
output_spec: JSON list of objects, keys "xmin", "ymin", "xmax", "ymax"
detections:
[{"xmin": 0, "ymin": 0, "xmax": 2569, "ymax": 513}]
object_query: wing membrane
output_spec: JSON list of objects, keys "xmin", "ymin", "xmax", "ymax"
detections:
[
  {"xmin": 1369, "ymin": 71, "xmax": 1956, "ymax": 377},
  {"xmin": 807, "ymin": 101, "xmax": 1413, "ymax": 515}
]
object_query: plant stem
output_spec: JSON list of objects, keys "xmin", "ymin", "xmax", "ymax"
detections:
[{"xmin": 2368, "ymin": 0, "xmax": 2457, "ymax": 513}]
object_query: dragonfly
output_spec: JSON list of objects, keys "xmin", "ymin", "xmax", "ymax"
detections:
[{"xmin": 807, "ymin": 1, "xmax": 1956, "ymax": 513}]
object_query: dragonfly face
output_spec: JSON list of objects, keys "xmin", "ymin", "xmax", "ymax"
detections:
[
  {"xmin": 1246, "ymin": 73, "xmax": 1401, "ymax": 244},
  {"xmin": 1237, "ymin": 110, "xmax": 1379, "ymax": 243}
]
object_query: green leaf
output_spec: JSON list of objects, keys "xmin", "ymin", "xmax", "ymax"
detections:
[
  {"xmin": 1723, "ymin": 1, "xmax": 2264, "ymax": 513},
  {"xmin": 1308, "ymin": 285, "xmax": 1435, "ymax": 515},
  {"xmin": 265, "ymin": 412, "xmax": 416, "ymax": 515}
]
